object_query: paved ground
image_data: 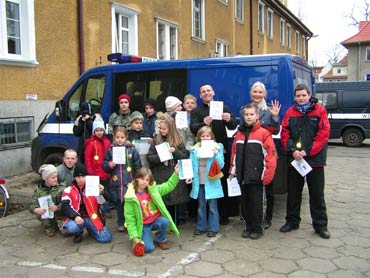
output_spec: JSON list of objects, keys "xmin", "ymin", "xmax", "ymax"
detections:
[{"xmin": 0, "ymin": 140, "xmax": 369, "ymax": 277}]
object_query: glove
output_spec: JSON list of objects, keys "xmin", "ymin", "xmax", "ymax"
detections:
[{"xmin": 132, "ymin": 238, "xmax": 145, "ymax": 257}]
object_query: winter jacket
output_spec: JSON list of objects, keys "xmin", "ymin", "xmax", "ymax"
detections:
[
  {"xmin": 103, "ymin": 142, "xmax": 142, "ymax": 189},
  {"xmin": 189, "ymin": 142, "xmax": 225, "ymax": 200},
  {"xmin": 281, "ymin": 101, "xmax": 330, "ymax": 166},
  {"xmin": 57, "ymin": 164, "xmax": 74, "ymax": 186},
  {"xmin": 73, "ymin": 115, "xmax": 94, "ymax": 161},
  {"xmin": 61, "ymin": 181, "xmax": 105, "ymax": 231},
  {"xmin": 143, "ymin": 112, "xmax": 157, "ymax": 138},
  {"xmin": 124, "ymin": 172, "xmax": 180, "ymax": 241},
  {"xmin": 230, "ymin": 121, "xmax": 277, "ymax": 186},
  {"xmin": 147, "ymin": 137, "xmax": 189, "ymax": 205},
  {"xmin": 240, "ymin": 105, "xmax": 280, "ymax": 135},
  {"xmin": 108, "ymin": 110, "xmax": 131, "ymax": 134},
  {"xmin": 128, "ymin": 129, "xmax": 151, "ymax": 142},
  {"xmin": 29, "ymin": 181, "xmax": 65, "ymax": 215},
  {"xmin": 190, "ymin": 102, "xmax": 238, "ymax": 150},
  {"xmin": 84, "ymin": 135, "xmax": 111, "ymax": 181}
]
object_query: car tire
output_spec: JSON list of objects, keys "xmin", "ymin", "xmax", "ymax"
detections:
[
  {"xmin": 43, "ymin": 153, "xmax": 64, "ymax": 167},
  {"xmin": 342, "ymin": 128, "xmax": 364, "ymax": 147}
]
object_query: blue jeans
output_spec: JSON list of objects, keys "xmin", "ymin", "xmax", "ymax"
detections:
[
  {"xmin": 196, "ymin": 184, "xmax": 219, "ymax": 233},
  {"xmin": 64, "ymin": 218, "xmax": 112, "ymax": 243},
  {"xmin": 142, "ymin": 216, "xmax": 169, "ymax": 253}
]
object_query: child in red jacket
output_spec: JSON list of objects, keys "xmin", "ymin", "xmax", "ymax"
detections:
[
  {"xmin": 229, "ymin": 103, "xmax": 277, "ymax": 240},
  {"xmin": 84, "ymin": 117, "xmax": 112, "ymax": 216}
]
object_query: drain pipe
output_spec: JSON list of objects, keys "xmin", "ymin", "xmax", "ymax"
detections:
[
  {"xmin": 78, "ymin": 0, "xmax": 85, "ymax": 75},
  {"xmin": 249, "ymin": 0, "xmax": 253, "ymax": 55}
]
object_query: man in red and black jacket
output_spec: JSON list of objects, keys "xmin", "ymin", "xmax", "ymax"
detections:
[{"xmin": 280, "ymin": 83, "xmax": 331, "ymax": 239}]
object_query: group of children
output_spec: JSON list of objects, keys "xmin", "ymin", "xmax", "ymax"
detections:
[{"xmin": 29, "ymin": 87, "xmax": 290, "ymax": 256}]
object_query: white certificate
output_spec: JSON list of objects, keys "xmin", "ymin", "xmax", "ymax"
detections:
[
  {"xmin": 134, "ymin": 138, "xmax": 151, "ymax": 155},
  {"xmin": 291, "ymin": 158, "xmax": 312, "ymax": 177},
  {"xmin": 209, "ymin": 101, "xmax": 223, "ymax": 120},
  {"xmin": 179, "ymin": 159, "xmax": 194, "ymax": 179},
  {"xmin": 85, "ymin": 175, "xmax": 100, "ymax": 196},
  {"xmin": 155, "ymin": 142, "xmax": 173, "ymax": 162},
  {"xmin": 175, "ymin": 111, "xmax": 188, "ymax": 129},
  {"xmin": 227, "ymin": 177, "xmax": 241, "ymax": 197},
  {"xmin": 197, "ymin": 140, "xmax": 215, "ymax": 158},
  {"xmin": 38, "ymin": 195, "xmax": 54, "ymax": 219},
  {"xmin": 113, "ymin": 146, "xmax": 126, "ymax": 164}
]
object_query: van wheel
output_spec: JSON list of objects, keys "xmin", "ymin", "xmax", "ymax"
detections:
[
  {"xmin": 342, "ymin": 128, "xmax": 364, "ymax": 147},
  {"xmin": 44, "ymin": 153, "xmax": 64, "ymax": 167}
]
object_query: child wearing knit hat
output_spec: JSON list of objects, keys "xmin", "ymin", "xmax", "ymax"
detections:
[
  {"xmin": 108, "ymin": 93, "xmax": 132, "ymax": 135},
  {"xmin": 143, "ymin": 98, "xmax": 157, "ymax": 138},
  {"xmin": 28, "ymin": 164, "xmax": 66, "ymax": 237}
]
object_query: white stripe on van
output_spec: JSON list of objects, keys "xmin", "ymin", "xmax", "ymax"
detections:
[
  {"xmin": 328, "ymin": 113, "xmax": 370, "ymax": 120},
  {"xmin": 39, "ymin": 123, "xmax": 74, "ymax": 134}
]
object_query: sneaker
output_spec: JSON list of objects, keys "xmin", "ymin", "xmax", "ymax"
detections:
[
  {"xmin": 73, "ymin": 233, "xmax": 83, "ymax": 243},
  {"xmin": 315, "ymin": 229, "xmax": 330, "ymax": 239},
  {"xmin": 158, "ymin": 241, "xmax": 170, "ymax": 250},
  {"xmin": 207, "ymin": 231, "xmax": 217, "ymax": 237},
  {"xmin": 241, "ymin": 230, "xmax": 251, "ymax": 238},
  {"xmin": 117, "ymin": 226, "xmax": 126, "ymax": 232},
  {"xmin": 279, "ymin": 223, "xmax": 299, "ymax": 233},
  {"xmin": 193, "ymin": 230, "xmax": 206, "ymax": 235}
]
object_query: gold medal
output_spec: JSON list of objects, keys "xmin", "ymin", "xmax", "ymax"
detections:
[
  {"xmin": 92, "ymin": 213, "xmax": 97, "ymax": 219},
  {"xmin": 296, "ymin": 142, "xmax": 302, "ymax": 149},
  {"xmin": 127, "ymin": 166, "xmax": 132, "ymax": 172},
  {"xmin": 94, "ymin": 155, "xmax": 99, "ymax": 160}
]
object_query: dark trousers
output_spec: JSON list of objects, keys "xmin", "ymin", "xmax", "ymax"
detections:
[
  {"xmin": 240, "ymin": 183, "xmax": 266, "ymax": 234},
  {"xmin": 286, "ymin": 166, "xmax": 328, "ymax": 230},
  {"xmin": 265, "ymin": 181, "xmax": 274, "ymax": 223}
]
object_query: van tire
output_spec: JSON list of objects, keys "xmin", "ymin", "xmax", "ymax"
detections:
[
  {"xmin": 43, "ymin": 153, "xmax": 64, "ymax": 167},
  {"xmin": 342, "ymin": 128, "xmax": 364, "ymax": 147}
]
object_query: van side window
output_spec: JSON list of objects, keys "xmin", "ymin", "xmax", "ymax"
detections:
[
  {"xmin": 317, "ymin": 92, "xmax": 337, "ymax": 109},
  {"xmin": 68, "ymin": 84, "xmax": 83, "ymax": 120},
  {"xmin": 113, "ymin": 70, "xmax": 187, "ymax": 113}
]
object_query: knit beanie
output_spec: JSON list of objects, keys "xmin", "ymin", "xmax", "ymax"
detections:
[
  {"xmin": 80, "ymin": 102, "xmax": 92, "ymax": 116},
  {"xmin": 93, "ymin": 117, "xmax": 106, "ymax": 134},
  {"xmin": 165, "ymin": 96, "xmax": 182, "ymax": 112},
  {"xmin": 129, "ymin": 111, "xmax": 144, "ymax": 123},
  {"xmin": 144, "ymin": 98, "xmax": 157, "ymax": 110},
  {"xmin": 118, "ymin": 93, "xmax": 131, "ymax": 104},
  {"xmin": 73, "ymin": 163, "xmax": 88, "ymax": 177},
  {"xmin": 39, "ymin": 164, "xmax": 58, "ymax": 180}
]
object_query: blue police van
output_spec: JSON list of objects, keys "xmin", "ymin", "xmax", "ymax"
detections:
[{"xmin": 31, "ymin": 53, "xmax": 314, "ymax": 192}]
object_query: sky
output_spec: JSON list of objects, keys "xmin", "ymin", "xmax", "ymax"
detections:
[{"xmin": 288, "ymin": 0, "xmax": 367, "ymax": 66}]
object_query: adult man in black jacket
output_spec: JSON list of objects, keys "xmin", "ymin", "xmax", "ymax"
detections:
[{"xmin": 190, "ymin": 84, "xmax": 238, "ymax": 224}]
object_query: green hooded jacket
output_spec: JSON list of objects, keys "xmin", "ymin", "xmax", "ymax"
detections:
[{"xmin": 124, "ymin": 172, "xmax": 180, "ymax": 240}]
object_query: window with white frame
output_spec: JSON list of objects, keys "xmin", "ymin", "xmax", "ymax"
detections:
[
  {"xmin": 366, "ymin": 47, "xmax": 370, "ymax": 61},
  {"xmin": 156, "ymin": 19, "xmax": 179, "ymax": 60},
  {"xmin": 280, "ymin": 19, "xmax": 285, "ymax": 45},
  {"xmin": 0, "ymin": 0, "xmax": 36, "ymax": 66},
  {"xmin": 286, "ymin": 24, "xmax": 291, "ymax": 48},
  {"xmin": 216, "ymin": 40, "xmax": 229, "ymax": 57},
  {"xmin": 295, "ymin": 31, "xmax": 300, "ymax": 54},
  {"xmin": 302, "ymin": 36, "xmax": 306, "ymax": 58},
  {"xmin": 235, "ymin": 0, "xmax": 244, "ymax": 22},
  {"xmin": 192, "ymin": 0, "xmax": 205, "ymax": 40},
  {"xmin": 267, "ymin": 9, "xmax": 273, "ymax": 38},
  {"xmin": 111, "ymin": 3, "xmax": 140, "ymax": 55},
  {"xmin": 0, "ymin": 117, "xmax": 33, "ymax": 146},
  {"xmin": 258, "ymin": 1, "xmax": 265, "ymax": 33}
]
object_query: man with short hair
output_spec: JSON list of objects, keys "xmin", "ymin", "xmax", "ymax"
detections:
[{"xmin": 57, "ymin": 149, "xmax": 78, "ymax": 186}]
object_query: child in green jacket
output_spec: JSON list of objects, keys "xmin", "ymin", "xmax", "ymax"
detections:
[{"xmin": 124, "ymin": 165, "xmax": 180, "ymax": 256}]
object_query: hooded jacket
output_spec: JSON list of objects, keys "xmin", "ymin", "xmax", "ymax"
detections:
[{"xmin": 85, "ymin": 134, "xmax": 111, "ymax": 181}]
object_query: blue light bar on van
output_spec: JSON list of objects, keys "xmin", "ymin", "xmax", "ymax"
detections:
[{"xmin": 107, "ymin": 53, "xmax": 142, "ymax": 63}]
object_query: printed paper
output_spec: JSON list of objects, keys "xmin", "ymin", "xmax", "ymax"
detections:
[
  {"xmin": 209, "ymin": 101, "xmax": 223, "ymax": 120},
  {"xmin": 85, "ymin": 175, "xmax": 100, "ymax": 196},
  {"xmin": 38, "ymin": 195, "xmax": 54, "ymax": 219},
  {"xmin": 291, "ymin": 158, "xmax": 312, "ymax": 177},
  {"xmin": 179, "ymin": 159, "xmax": 194, "ymax": 179},
  {"xmin": 113, "ymin": 146, "xmax": 126, "ymax": 164}
]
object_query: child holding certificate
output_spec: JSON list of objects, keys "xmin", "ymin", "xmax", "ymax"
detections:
[
  {"xmin": 190, "ymin": 126, "xmax": 225, "ymax": 237},
  {"xmin": 29, "ymin": 164, "xmax": 65, "ymax": 237},
  {"xmin": 103, "ymin": 126, "xmax": 142, "ymax": 232},
  {"xmin": 229, "ymin": 104, "xmax": 277, "ymax": 240},
  {"xmin": 147, "ymin": 116, "xmax": 189, "ymax": 225}
]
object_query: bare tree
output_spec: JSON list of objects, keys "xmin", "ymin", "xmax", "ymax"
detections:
[
  {"xmin": 326, "ymin": 44, "xmax": 347, "ymax": 65},
  {"xmin": 346, "ymin": 0, "xmax": 370, "ymax": 27}
]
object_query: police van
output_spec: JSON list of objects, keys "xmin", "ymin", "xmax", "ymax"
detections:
[
  {"xmin": 31, "ymin": 53, "xmax": 314, "ymax": 193},
  {"xmin": 315, "ymin": 81, "xmax": 370, "ymax": 147}
]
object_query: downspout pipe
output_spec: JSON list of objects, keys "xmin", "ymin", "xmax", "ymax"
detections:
[
  {"xmin": 249, "ymin": 0, "xmax": 253, "ymax": 55},
  {"xmin": 78, "ymin": 0, "xmax": 85, "ymax": 75}
]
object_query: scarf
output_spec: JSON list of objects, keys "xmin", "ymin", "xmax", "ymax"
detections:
[{"xmin": 295, "ymin": 102, "xmax": 311, "ymax": 114}]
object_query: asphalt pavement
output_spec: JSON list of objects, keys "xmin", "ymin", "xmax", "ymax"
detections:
[{"xmin": 0, "ymin": 140, "xmax": 369, "ymax": 277}]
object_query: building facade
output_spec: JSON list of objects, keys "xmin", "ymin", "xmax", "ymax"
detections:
[{"xmin": 0, "ymin": 0, "xmax": 312, "ymax": 176}]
